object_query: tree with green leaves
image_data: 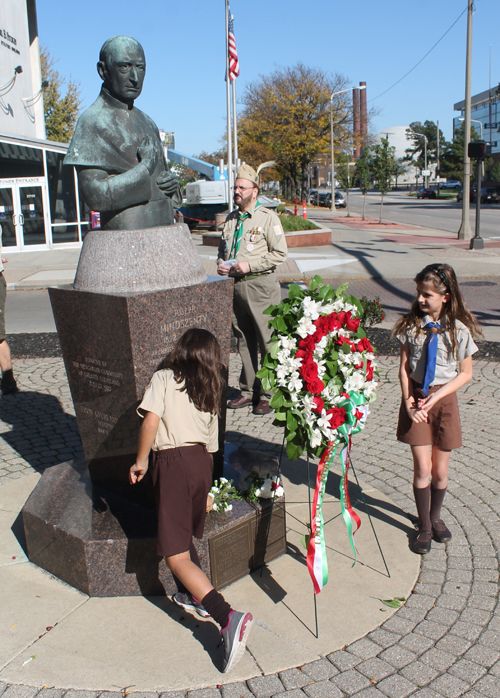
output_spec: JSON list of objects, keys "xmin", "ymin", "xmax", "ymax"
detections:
[
  {"xmin": 336, "ymin": 153, "xmax": 356, "ymax": 216},
  {"xmin": 404, "ymin": 120, "xmax": 443, "ymax": 172},
  {"xmin": 393, "ymin": 157, "xmax": 409, "ymax": 189},
  {"xmin": 41, "ymin": 46, "xmax": 82, "ymax": 142},
  {"xmin": 370, "ymin": 137, "xmax": 395, "ymax": 223},
  {"xmin": 489, "ymin": 161, "xmax": 500, "ymax": 184},
  {"xmin": 237, "ymin": 63, "xmax": 351, "ymax": 199},
  {"xmin": 355, "ymin": 148, "xmax": 372, "ymax": 220},
  {"xmin": 440, "ymin": 122, "xmax": 480, "ymax": 182}
]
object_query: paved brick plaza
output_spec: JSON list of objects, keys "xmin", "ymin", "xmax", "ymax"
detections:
[{"xmin": 0, "ymin": 351, "xmax": 499, "ymax": 697}]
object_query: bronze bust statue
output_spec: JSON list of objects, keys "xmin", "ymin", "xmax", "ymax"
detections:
[{"xmin": 64, "ymin": 36, "xmax": 181, "ymax": 230}]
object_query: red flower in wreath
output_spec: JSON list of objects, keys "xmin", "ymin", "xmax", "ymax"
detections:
[
  {"xmin": 356, "ymin": 337, "xmax": 373, "ymax": 353},
  {"xmin": 298, "ymin": 335, "xmax": 316, "ymax": 352},
  {"xmin": 300, "ymin": 358, "xmax": 324, "ymax": 394},
  {"xmin": 312, "ymin": 396, "xmax": 324, "ymax": 413},
  {"xmin": 366, "ymin": 360, "xmax": 374, "ymax": 381},
  {"xmin": 344, "ymin": 312, "xmax": 361, "ymax": 333},
  {"xmin": 326, "ymin": 407, "xmax": 347, "ymax": 429}
]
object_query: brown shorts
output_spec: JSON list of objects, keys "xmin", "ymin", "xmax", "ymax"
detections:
[
  {"xmin": 151, "ymin": 444, "xmax": 213, "ymax": 558},
  {"xmin": 397, "ymin": 381, "xmax": 462, "ymax": 451}
]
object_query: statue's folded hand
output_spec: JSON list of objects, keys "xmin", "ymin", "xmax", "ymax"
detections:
[{"xmin": 156, "ymin": 171, "xmax": 180, "ymax": 195}]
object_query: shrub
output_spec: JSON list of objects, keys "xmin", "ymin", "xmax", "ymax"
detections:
[
  {"xmin": 280, "ymin": 215, "xmax": 319, "ymax": 232},
  {"xmin": 360, "ymin": 296, "xmax": 385, "ymax": 326}
]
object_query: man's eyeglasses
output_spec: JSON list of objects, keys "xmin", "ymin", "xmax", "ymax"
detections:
[{"xmin": 234, "ymin": 185, "xmax": 254, "ymax": 192}]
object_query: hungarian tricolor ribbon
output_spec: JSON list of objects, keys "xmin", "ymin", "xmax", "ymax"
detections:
[{"xmin": 306, "ymin": 392, "xmax": 369, "ymax": 594}]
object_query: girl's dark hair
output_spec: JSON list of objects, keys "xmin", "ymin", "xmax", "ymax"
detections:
[
  {"xmin": 164, "ymin": 328, "xmax": 222, "ymax": 415},
  {"xmin": 392, "ymin": 263, "xmax": 483, "ymax": 357}
]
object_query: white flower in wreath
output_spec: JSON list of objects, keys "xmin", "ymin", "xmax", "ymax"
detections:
[
  {"xmin": 287, "ymin": 356, "xmax": 303, "ymax": 371},
  {"xmin": 316, "ymin": 409, "xmax": 332, "ymax": 434},
  {"xmin": 277, "ymin": 365, "xmax": 290, "ymax": 382},
  {"xmin": 297, "ymin": 315, "xmax": 316, "ymax": 338},
  {"xmin": 311, "ymin": 428, "xmax": 323, "ymax": 448},
  {"xmin": 277, "ymin": 349, "xmax": 291, "ymax": 363},
  {"xmin": 288, "ymin": 373, "xmax": 302, "ymax": 393},
  {"xmin": 302, "ymin": 297, "xmax": 322, "ymax": 320},
  {"xmin": 364, "ymin": 381, "xmax": 378, "ymax": 399},
  {"xmin": 280, "ymin": 337, "xmax": 297, "ymax": 351},
  {"xmin": 344, "ymin": 371, "xmax": 366, "ymax": 392}
]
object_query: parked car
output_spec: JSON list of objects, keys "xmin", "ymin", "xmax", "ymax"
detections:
[
  {"xmin": 479, "ymin": 187, "xmax": 499, "ymax": 203},
  {"xmin": 457, "ymin": 188, "xmax": 476, "ymax": 203},
  {"xmin": 309, "ymin": 189, "xmax": 346, "ymax": 208},
  {"xmin": 439, "ymin": 180, "xmax": 461, "ymax": 190},
  {"xmin": 417, "ymin": 188, "xmax": 437, "ymax": 199}
]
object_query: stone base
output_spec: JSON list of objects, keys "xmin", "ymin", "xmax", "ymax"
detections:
[
  {"xmin": 49, "ymin": 276, "xmax": 233, "ymax": 506},
  {"xmin": 22, "ymin": 447, "xmax": 286, "ymax": 597}
]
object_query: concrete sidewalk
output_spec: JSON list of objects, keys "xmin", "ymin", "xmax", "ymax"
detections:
[{"xmin": 0, "ymin": 352, "xmax": 499, "ymax": 697}]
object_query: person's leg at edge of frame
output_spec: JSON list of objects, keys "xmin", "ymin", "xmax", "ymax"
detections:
[
  {"xmin": 411, "ymin": 444, "xmax": 433, "ymax": 554},
  {"xmin": 166, "ymin": 549, "xmax": 253, "ymax": 672},
  {"xmin": 0, "ymin": 340, "xmax": 18, "ymax": 395},
  {"xmin": 430, "ymin": 447, "xmax": 452, "ymax": 543},
  {"xmin": 228, "ymin": 287, "xmax": 259, "ymax": 409}
]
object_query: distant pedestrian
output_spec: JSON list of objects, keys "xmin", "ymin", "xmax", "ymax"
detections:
[
  {"xmin": 217, "ymin": 164, "xmax": 288, "ymax": 415},
  {"xmin": 0, "ymin": 256, "xmax": 18, "ymax": 396},
  {"xmin": 393, "ymin": 264, "xmax": 482, "ymax": 554},
  {"xmin": 130, "ymin": 328, "xmax": 252, "ymax": 672}
]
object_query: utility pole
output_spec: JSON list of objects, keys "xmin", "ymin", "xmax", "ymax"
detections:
[
  {"xmin": 458, "ymin": 0, "xmax": 474, "ymax": 239},
  {"xmin": 437, "ymin": 120, "xmax": 440, "ymax": 197}
]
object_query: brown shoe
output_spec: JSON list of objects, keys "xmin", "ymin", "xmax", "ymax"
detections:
[
  {"xmin": 432, "ymin": 519, "xmax": 452, "ymax": 543},
  {"xmin": 253, "ymin": 399, "xmax": 273, "ymax": 415},
  {"xmin": 413, "ymin": 530, "xmax": 432, "ymax": 554},
  {"xmin": 228, "ymin": 395, "xmax": 253, "ymax": 409}
]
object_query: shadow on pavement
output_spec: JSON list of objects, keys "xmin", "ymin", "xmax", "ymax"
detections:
[{"xmin": 0, "ymin": 390, "xmax": 82, "ymax": 472}]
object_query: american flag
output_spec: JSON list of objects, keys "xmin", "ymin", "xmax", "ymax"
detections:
[{"xmin": 228, "ymin": 9, "xmax": 239, "ymax": 81}]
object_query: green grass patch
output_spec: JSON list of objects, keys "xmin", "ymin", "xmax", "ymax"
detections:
[{"xmin": 280, "ymin": 215, "xmax": 319, "ymax": 232}]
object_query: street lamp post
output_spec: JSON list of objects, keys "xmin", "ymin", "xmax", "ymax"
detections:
[
  {"xmin": 330, "ymin": 85, "xmax": 366, "ymax": 212},
  {"xmin": 408, "ymin": 130, "xmax": 428, "ymax": 188},
  {"xmin": 458, "ymin": 0, "xmax": 474, "ymax": 240}
]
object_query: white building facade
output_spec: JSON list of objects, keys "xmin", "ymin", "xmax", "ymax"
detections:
[{"xmin": 0, "ymin": 0, "xmax": 88, "ymax": 252}]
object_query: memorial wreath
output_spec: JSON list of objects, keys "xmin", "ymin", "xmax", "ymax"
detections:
[{"xmin": 256, "ymin": 276, "xmax": 378, "ymax": 593}]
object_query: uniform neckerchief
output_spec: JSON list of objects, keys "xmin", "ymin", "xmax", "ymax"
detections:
[
  {"xmin": 421, "ymin": 320, "xmax": 441, "ymax": 396},
  {"xmin": 230, "ymin": 210, "xmax": 250, "ymax": 258}
]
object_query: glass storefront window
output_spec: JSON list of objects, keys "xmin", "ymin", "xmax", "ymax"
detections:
[
  {"xmin": 51, "ymin": 225, "xmax": 79, "ymax": 244},
  {"xmin": 45, "ymin": 151, "xmax": 78, "ymax": 224}
]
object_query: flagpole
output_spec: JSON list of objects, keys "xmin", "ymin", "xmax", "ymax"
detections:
[
  {"xmin": 232, "ymin": 78, "xmax": 239, "ymax": 174},
  {"xmin": 225, "ymin": 0, "xmax": 234, "ymax": 212}
]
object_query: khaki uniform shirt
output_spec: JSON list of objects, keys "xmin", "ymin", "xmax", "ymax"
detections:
[
  {"xmin": 217, "ymin": 200, "xmax": 288, "ymax": 274},
  {"xmin": 398, "ymin": 315, "xmax": 478, "ymax": 386},
  {"xmin": 137, "ymin": 369, "xmax": 219, "ymax": 452}
]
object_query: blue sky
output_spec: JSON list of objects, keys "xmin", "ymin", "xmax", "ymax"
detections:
[{"xmin": 37, "ymin": 0, "xmax": 500, "ymax": 156}]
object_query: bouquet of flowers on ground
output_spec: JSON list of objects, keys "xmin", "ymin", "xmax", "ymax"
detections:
[
  {"xmin": 243, "ymin": 470, "xmax": 285, "ymax": 503},
  {"xmin": 207, "ymin": 477, "xmax": 241, "ymax": 513},
  {"xmin": 256, "ymin": 276, "xmax": 378, "ymax": 593}
]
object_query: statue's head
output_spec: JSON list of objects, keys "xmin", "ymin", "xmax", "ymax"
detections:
[{"xmin": 97, "ymin": 36, "xmax": 145, "ymax": 105}]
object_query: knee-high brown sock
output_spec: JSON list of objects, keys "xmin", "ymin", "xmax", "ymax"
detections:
[
  {"xmin": 201, "ymin": 589, "xmax": 232, "ymax": 628},
  {"xmin": 413, "ymin": 485, "xmax": 431, "ymax": 532},
  {"xmin": 430, "ymin": 484, "xmax": 447, "ymax": 522}
]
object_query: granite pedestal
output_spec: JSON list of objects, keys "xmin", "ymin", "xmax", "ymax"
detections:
[
  {"xmin": 22, "ymin": 447, "xmax": 286, "ymax": 596},
  {"xmin": 48, "ymin": 275, "xmax": 233, "ymax": 506}
]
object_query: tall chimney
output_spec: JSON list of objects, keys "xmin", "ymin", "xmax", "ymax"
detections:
[
  {"xmin": 353, "ymin": 88, "xmax": 360, "ymax": 160},
  {"xmin": 359, "ymin": 81, "xmax": 367, "ymax": 154}
]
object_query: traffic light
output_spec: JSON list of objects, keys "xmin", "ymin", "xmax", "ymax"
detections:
[{"xmin": 468, "ymin": 141, "xmax": 488, "ymax": 160}]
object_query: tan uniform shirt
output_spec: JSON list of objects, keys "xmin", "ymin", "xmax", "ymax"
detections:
[
  {"xmin": 398, "ymin": 315, "xmax": 478, "ymax": 386},
  {"xmin": 217, "ymin": 200, "xmax": 288, "ymax": 274},
  {"xmin": 137, "ymin": 369, "xmax": 219, "ymax": 452}
]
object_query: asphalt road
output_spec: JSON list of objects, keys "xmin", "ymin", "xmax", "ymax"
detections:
[{"xmin": 334, "ymin": 190, "xmax": 500, "ymax": 238}]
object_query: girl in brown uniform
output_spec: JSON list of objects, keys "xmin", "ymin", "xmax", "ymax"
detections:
[
  {"xmin": 130, "ymin": 328, "xmax": 252, "ymax": 672},
  {"xmin": 393, "ymin": 264, "xmax": 482, "ymax": 554}
]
